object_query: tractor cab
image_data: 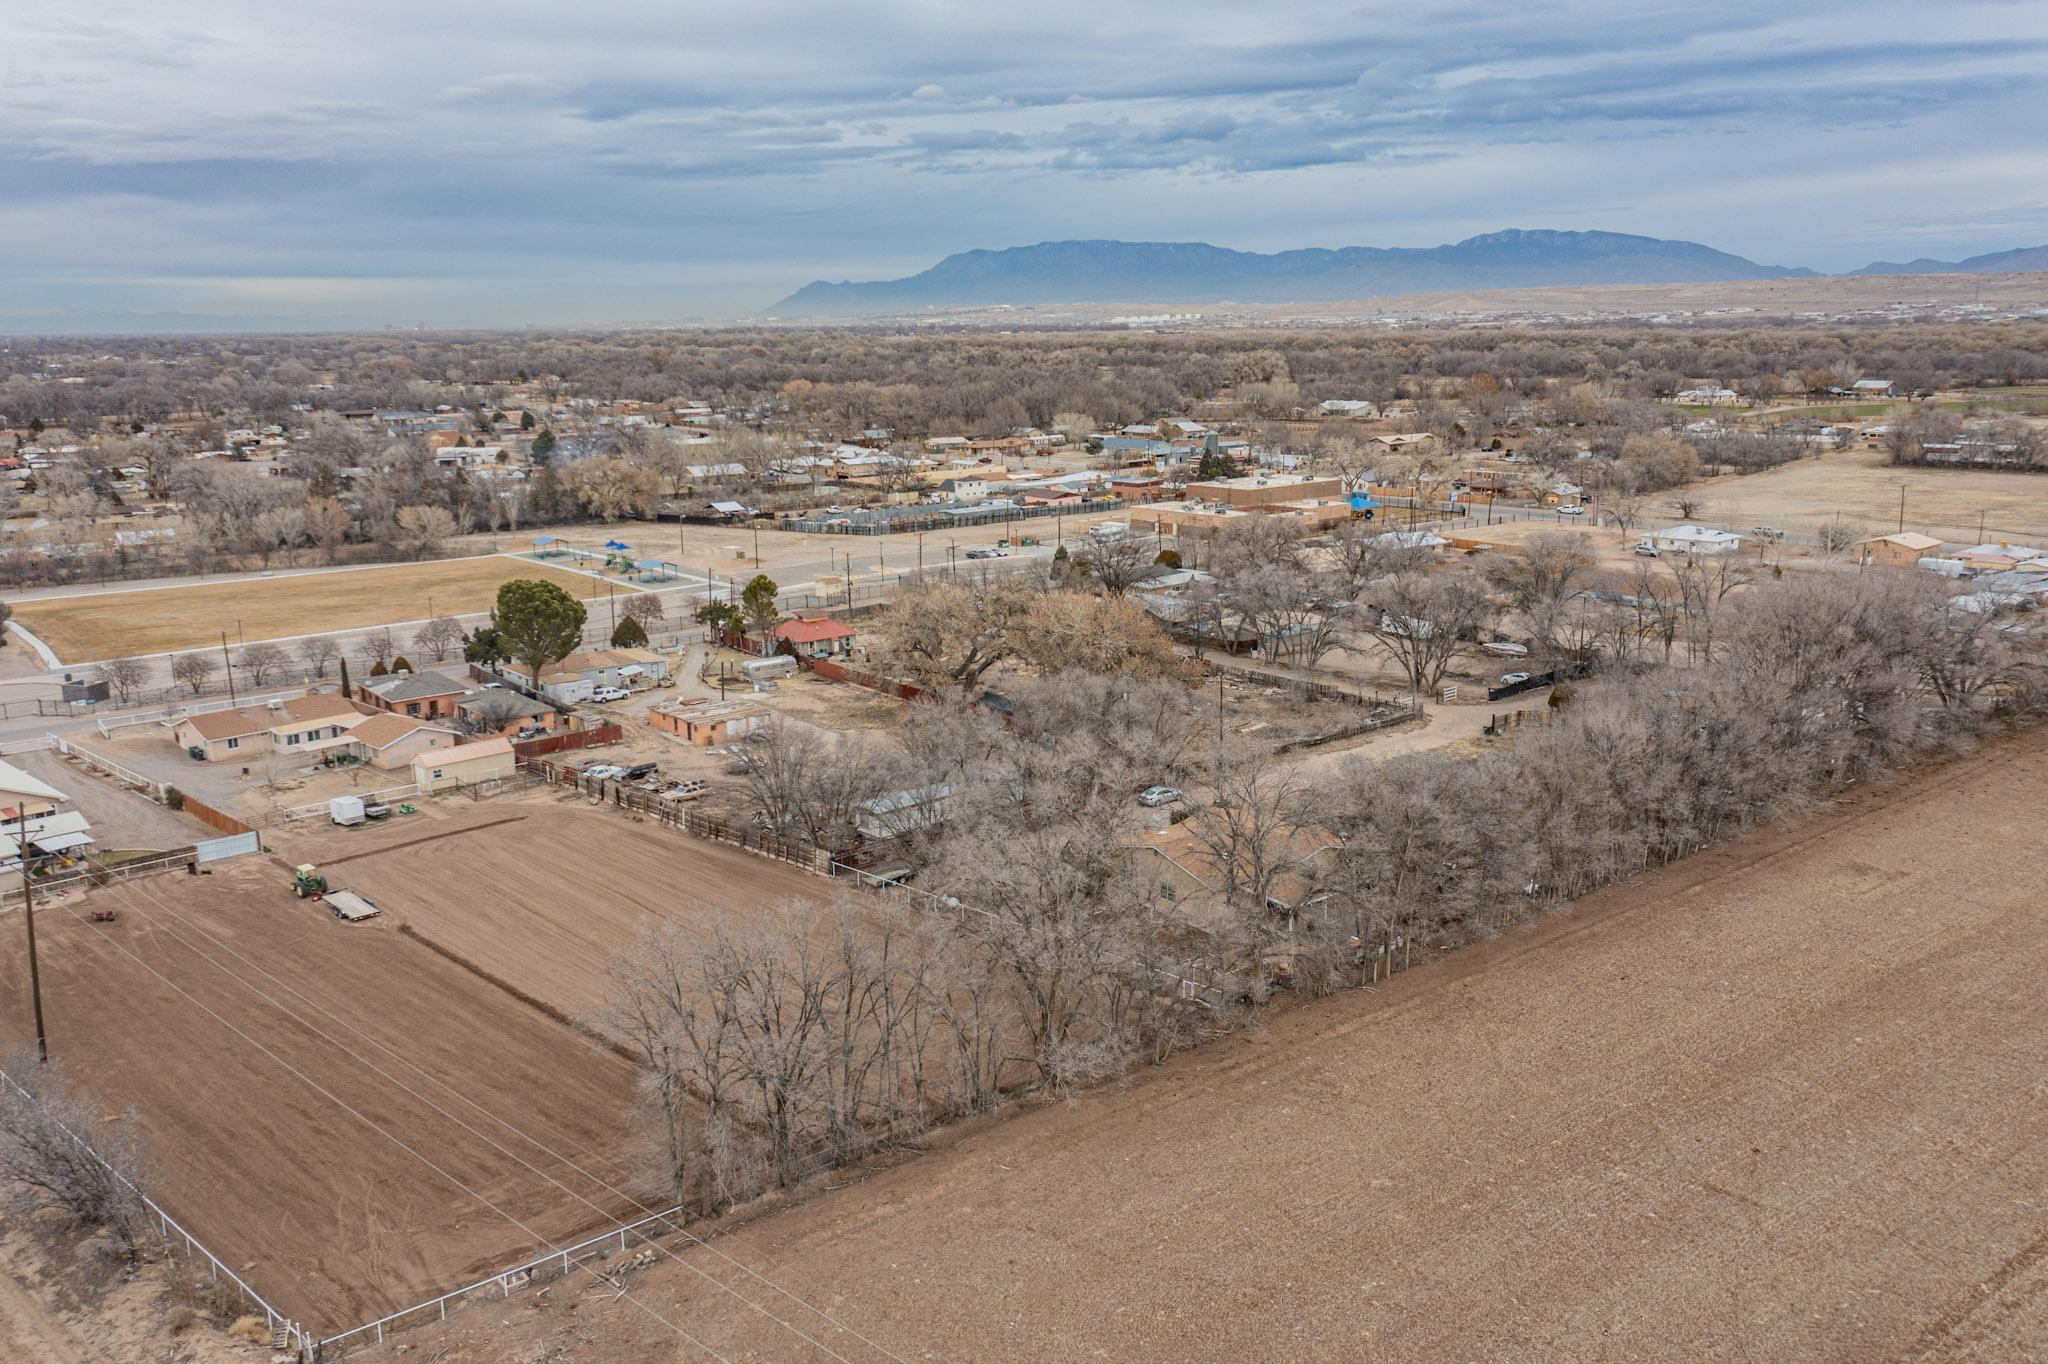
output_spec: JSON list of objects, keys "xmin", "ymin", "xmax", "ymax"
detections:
[{"xmin": 291, "ymin": 864, "xmax": 329, "ymax": 899}]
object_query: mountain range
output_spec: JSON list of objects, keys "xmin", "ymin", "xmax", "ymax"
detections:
[{"xmin": 768, "ymin": 229, "xmax": 2045, "ymax": 317}]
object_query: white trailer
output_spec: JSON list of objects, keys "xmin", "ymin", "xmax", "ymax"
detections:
[{"xmin": 330, "ymin": 796, "xmax": 366, "ymax": 827}]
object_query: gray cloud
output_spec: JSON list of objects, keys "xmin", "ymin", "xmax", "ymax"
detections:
[{"xmin": 0, "ymin": 0, "xmax": 2043, "ymax": 323}]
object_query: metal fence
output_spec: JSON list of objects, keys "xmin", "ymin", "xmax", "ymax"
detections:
[
  {"xmin": 0, "ymin": 1062, "xmax": 309, "ymax": 1359},
  {"xmin": 194, "ymin": 830, "xmax": 262, "ymax": 862},
  {"xmin": 275, "ymin": 782, "xmax": 422, "ymax": 823},
  {"xmin": 314, "ymin": 1203, "xmax": 687, "ymax": 1356},
  {"xmin": 785, "ymin": 495, "xmax": 1125, "ymax": 535},
  {"xmin": 0, "ymin": 846, "xmax": 201, "ymax": 906}
]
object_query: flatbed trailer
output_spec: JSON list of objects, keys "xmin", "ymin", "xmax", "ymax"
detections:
[{"xmin": 324, "ymin": 890, "xmax": 381, "ymax": 922}]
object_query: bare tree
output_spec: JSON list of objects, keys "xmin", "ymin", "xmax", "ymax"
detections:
[
  {"xmin": 412, "ymin": 615, "xmax": 466, "ymax": 661},
  {"xmin": 1368, "ymin": 569, "xmax": 1491, "ymax": 695},
  {"xmin": 296, "ymin": 634, "xmax": 340, "ymax": 678},
  {"xmin": 100, "ymin": 656, "xmax": 149, "ymax": 705},
  {"xmin": 237, "ymin": 641, "xmax": 290, "ymax": 686},
  {"xmin": 1075, "ymin": 537, "xmax": 1157, "ymax": 596},
  {"xmin": 169, "ymin": 651, "xmax": 216, "ymax": 696}
]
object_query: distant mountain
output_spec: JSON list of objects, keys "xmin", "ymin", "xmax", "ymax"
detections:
[
  {"xmin": 768, "ymin": 229, "xmax": 1819, "ymax": 316},
  {"xmin": 1854, "ymin": 244, "xmax": 2048, "ymax": 276}
]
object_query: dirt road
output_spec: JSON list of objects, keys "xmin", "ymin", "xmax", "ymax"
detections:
[{"xmin": 387, "ymin": 726, "xmax": 2048, "ymax": 1362}]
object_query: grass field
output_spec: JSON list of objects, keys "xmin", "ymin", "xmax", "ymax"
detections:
[
  {"xmin": 406, "ymin": 727, "xmax": 2048, "ymax": 1363},
  {"xmin": 1677, "ymin": 445, "xmax": 2048, "ymax": 544},
  {"xmin": 12, "ymin": 555, "xmax": 621, "ymax": 662}
]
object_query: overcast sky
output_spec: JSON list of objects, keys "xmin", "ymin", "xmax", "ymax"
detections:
[{"xmin": 3, "ymin": 0, "xmax": 2045, "ymax": 328}]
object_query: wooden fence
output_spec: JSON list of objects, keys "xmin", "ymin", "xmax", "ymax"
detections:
[
  {"xmin": 510, "ymin": 724, "xmax": 624, "ymax": 760},
  {"xmin": 524, "ymin": 760, "xmax": 831, "ymax": 874},
  {"xmin": 174, "ymin": 792, "xmax": 257, "ymax": 837}
]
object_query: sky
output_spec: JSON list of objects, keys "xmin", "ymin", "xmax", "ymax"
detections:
[{"xmin": 2, "ymin": 0, "xmax": 2045, "ymax": 329}]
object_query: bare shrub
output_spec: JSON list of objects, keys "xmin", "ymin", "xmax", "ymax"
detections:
[{"xmin": 0, "ymin": 1055, "xmax": 153, "ymax": 1258}]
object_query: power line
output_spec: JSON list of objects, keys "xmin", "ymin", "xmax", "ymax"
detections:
[
  {"xmin": 103, "ymin": 869, "xmax": 910, "ymax": 1362},
  {"xmin": 37, "ymin": 887, "xmax": 736, "ymax": 1363}
]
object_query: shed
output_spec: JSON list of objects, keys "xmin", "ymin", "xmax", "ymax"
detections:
[{"xmin": 412, "ymin": 737, "xmax": 516, "ymax": 792}]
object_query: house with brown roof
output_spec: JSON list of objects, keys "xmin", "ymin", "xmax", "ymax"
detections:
[
  {"xmin": 412, "ymin": 736, "xmax": 517, "ymax": 792},
  {"xmin": 347, "ymin": 713, "xmax": 463, "ymax": 770},
  {"xmin": 172, "ymin": 690, "xmax": 369, "ymax": 762},
  {"xmin": 1861, "ymin": 532, "xmax": 1945, "ymax": 569}
]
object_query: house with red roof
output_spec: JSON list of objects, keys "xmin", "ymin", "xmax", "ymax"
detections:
[{"xmin": 769, "ymin": 615, "xmax": 857, "ymax": 660}]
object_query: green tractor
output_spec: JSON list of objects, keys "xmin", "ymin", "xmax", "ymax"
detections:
[{"xmin": 291, "ymin": 864, "xmax": 329, "ymax": 899}]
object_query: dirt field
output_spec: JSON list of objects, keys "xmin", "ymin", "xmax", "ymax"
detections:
[
  {"xmin": 387, "ymin": 726, "xmax": 2048, "ymax": 1362},
  {"xmin": 274, "ymin": 793, "xmax": 834, "ymax": 1027},
  {"xmin": 1674, "ymin": 444, "xmax": 2048, "ymax": 546},
  {"xmin": 0, "ymin": 822, "xmax": 656, "ymax": 1335},
  {"xmin": 11, "ymin": 555, "xmax": 619, "ymax": 663}
]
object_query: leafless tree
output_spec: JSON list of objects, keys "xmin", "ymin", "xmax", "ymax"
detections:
[
  {"xmin": 1368, "ymin": 568, "xmax": 1491, "ymax": 695},
  {"xmin": 296, "ymin": 635, "xmax": 340, "ymax": 678},
  {"xmin": 237, "ymin": 641, "xmax": 289, "ymax": 686},
  {"xmin": 100, "ymin": 657, "xmax": 149, "ymax": 705},
  {"xmin": 412, "ymin": 615, "xmax": 466, "ymax": 661},
  {"xmin": 169, "ymin": 651, "xmax": 215, "ymax": 696}
]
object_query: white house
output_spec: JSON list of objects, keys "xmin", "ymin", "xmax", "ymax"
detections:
[
  {"xmin": 1317, "ymin": 399, "xmax": 1379, "ymax": 418},
  {"xmin": 1646, "ymin": 524, "xmax": 1745, "ymax": 556}
]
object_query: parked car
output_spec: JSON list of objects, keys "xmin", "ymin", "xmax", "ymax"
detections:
[
  {"xmin": 1500, "ymin": 671, "xmax": 1533, "ymax": 686},
  {"xmin": 1751, "ymin": 525, "xmax": 1785, "ymax": 541},
  {"xmin": 1556, "ymin": 504, "xmax": 1584, "ymax": 516},
  {"xmin": 580, "ymin": 764, "xmax": 626, "ymax": 781},
  {"xmin": 591, "ymin": 686, "xmax": 631, "ymax": 702},
  {"xmin": 1138, "ymin": 785, "xmax": 1183, "ymax": 807},
  {"xmin": 1633, "ymin": 543, "xmax": 1660, "ymax": 557},
  {"xmin": 965, "ymin": 547, "xmax": 1005, "ymax": 560},
  {"xmin": 622, "ymin": 761, "xmax": 660, "ymax": 781}
]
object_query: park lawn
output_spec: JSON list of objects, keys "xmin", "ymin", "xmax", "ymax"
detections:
[{"xmin": 13, "ymin": 556, "xmax": 628, "ymax": 662}]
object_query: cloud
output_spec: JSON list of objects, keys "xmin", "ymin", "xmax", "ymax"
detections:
[{"xmin": 0, "ymin": 0, "xmax": 2042, "ymax": 322}]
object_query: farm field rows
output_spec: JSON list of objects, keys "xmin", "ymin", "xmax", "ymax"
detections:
[
  {"xmin": 421, "ymin": 726, "xmax": 2048, "ymax": 1363},
  {"xmin": 10, "ymin": 555, "xmax": 620, "ymax": 662},
  {"xmin": 275, "ymin": 794, "xmax": 835, "ymax": 1027},
  {"xmin": 0, "ymin": 804, "xmax": 666, "ymax": 1334}
]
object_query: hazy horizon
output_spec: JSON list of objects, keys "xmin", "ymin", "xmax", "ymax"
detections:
[{"xmin": 5, "ymin": 0, "xmax": 2046, "ymax": 329}]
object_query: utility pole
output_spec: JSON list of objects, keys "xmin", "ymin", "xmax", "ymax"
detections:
[
  {"xmin": 220, "ymin": 631, "xmax": 237, "ymax": 704},
  {"xmin": 17, "ymin": 806, "xmax": 48, "ymax": 1063},
  {"xmin": 1898, "ymin": 483, "xmax": 1907, "ymax": 534},
  {"xmin": 918, "ymin": 532, "xmax": 925, "ymax": 574},
  {"xmin": 752, "ymin": 522, "xmax": 760, "ymax": 566}
]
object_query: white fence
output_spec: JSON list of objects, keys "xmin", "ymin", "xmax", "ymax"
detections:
[
  {"xmin": 51, "ymin": 735, "xmax": 168, "ymax": 801},
  {"xmin": 275, "ymin": 782, "xmax": 422, "ymax": 823},
  {"xmin": 0, "ymin": 735, "xmax": 56, "ymax": 756},
  {"xmin": 94, "ymin": 688, "xmax": 310, "ymax": 739},
  {"xmin": 0, "ymin": 1063, "xmax": 309, "ymax": 1359},
  {"xmin": 315, "ymin": 1203, "xmax": 687, "ymax": 1356}
]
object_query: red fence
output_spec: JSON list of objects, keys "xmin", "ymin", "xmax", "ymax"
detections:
[
  {"xmin": 511, "ymin": 723, "xmax": 624, "ymax": 760},
  {"xmin": 800, "ymin": 657, "xmax": 925, "ymax": 702}
]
